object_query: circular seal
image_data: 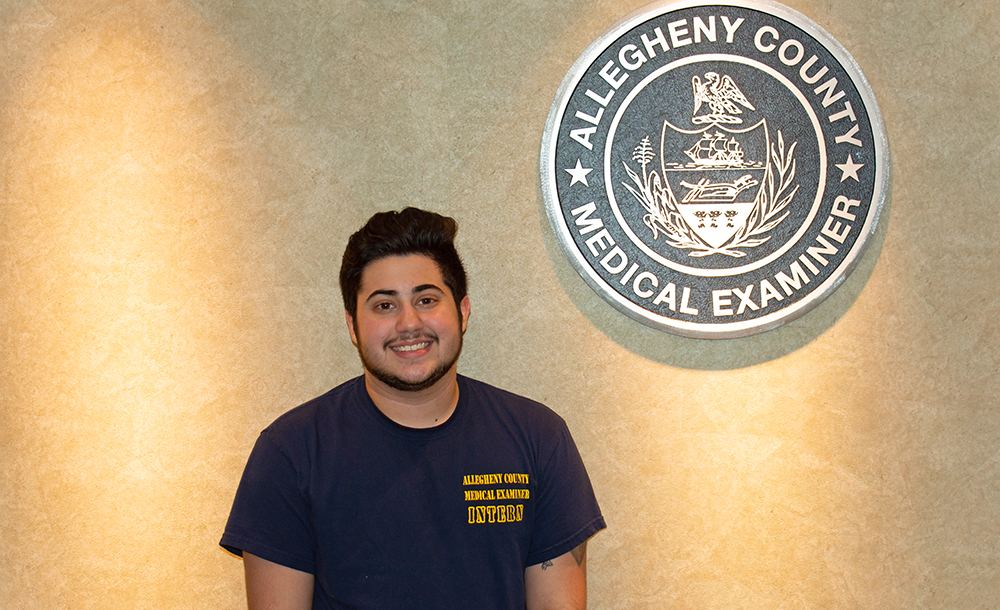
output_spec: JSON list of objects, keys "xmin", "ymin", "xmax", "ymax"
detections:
[{"xmin": 541, "ymin": 0, "xmax": 890, "ymax": 338}]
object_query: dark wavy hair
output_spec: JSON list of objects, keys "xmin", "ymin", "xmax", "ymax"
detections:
[{"xmin": 339, "ymin": 207, "xmax": 468, "ymax": 315}]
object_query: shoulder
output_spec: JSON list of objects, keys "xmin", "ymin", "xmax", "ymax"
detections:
[
  {"xmin": 458, "ymin": 376, "xmax": 570, "ymax": 434},
  {"xmin": 262, "ymin": 376, "xmax": 366, "ymax": 447}
]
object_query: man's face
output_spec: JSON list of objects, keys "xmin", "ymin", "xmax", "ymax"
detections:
[{"xmin": 346, "ymin": 254, "xmax": 470, "ymax": 393}]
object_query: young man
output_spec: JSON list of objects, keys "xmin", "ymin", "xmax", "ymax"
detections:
[{"xmin": 221, "ymin": 208, "xmax": 605, "ymax": 609}]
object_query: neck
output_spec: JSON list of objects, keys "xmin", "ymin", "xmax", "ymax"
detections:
[{"xmin": 363, "ymin": 368, "xmax": 460, "ymax": 429}]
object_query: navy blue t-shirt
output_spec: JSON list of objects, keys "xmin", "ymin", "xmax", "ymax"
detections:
[{"xmin": 221, "ymin": 375, "xmax": 605, "ymax": 609}]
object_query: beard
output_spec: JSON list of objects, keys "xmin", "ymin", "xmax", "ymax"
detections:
[{"xmin": 356, "ymin": 330, "xmax": 463, "ymax": 392}]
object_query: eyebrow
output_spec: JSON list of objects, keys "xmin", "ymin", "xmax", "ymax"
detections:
[
  {"xmin": 414, "ymin": 284, "xmax": 444, "ymax": 294},
  {"xmin": 364, "ymin": 284, "xmax": 444, "ymax": 303}
]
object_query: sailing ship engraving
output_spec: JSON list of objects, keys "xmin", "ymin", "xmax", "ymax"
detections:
[{"xmin": 685, "ymin": 131, "xmax": 747, "ymax": 167}]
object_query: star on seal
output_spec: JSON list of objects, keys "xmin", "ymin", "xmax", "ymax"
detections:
[
  {"xmin": 565, "ymin": 160, "xmax": 593, "ymax": 186},
  {"xmin": 836, "ymin": 154, "xmax": 864, "ymax": 182}
]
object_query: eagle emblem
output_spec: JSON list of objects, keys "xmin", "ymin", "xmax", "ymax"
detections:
[{"xmin": 691, "ymin": 72, "xmax": 756, "ymax": 124}]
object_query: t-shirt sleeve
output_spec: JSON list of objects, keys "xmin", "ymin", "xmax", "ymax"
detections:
[
  {"xmin": 220, "ymin": 430, "xmax": 316, "ymax": 574},
  {"xmin": 525, "ymin": 420, "xmax": 606, "ymax": 566}
]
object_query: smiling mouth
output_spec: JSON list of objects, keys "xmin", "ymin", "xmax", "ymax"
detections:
[{"xmin": 391, "ymin": 341, "xmax": 431, "ymax": 353}]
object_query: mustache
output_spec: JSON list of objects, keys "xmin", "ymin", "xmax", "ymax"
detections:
[{"xmin": 383, "ymin": 330, "xmax": 438, "ymax": 349}]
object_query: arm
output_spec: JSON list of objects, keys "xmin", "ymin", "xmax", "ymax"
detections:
[
  {"xmin": 524, "ymin": 541, "xmax": 588, "ymax": 610},
  {"xmin": 243, "ymin": 552, "xmax": 314, "ymax": 610}
]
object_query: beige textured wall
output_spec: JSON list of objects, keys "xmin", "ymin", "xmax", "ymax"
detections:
[{"xmin": 0, "ymin": 0, "xmax": 996, "ymax": 608}]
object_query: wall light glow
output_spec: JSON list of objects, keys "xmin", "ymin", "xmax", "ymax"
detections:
[{"xmin": 0, "ymin": 1, "xmax": 262, "ymax": 607}]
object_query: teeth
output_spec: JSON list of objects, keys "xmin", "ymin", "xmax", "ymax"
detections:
[{"xmin": 393, "ymin": 342, "xmax": 430, "ymax": 352}]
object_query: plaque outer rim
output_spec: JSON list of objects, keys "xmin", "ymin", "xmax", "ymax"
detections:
[{"xmin": 540, "ymin": 0, "xmax": 891, "ymax": 339}]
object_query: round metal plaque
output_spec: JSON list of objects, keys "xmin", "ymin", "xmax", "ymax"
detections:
[{"xmin": 541, "ymin": 0, "xmax": 890, "ymax": 338}]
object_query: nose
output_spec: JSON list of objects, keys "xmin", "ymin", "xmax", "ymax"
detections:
[{"xmin": 396, "ymin": 302, "xmax": 422, "ymax": 332}]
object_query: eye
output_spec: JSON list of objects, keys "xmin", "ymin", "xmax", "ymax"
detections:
[
  {"xmin": 416, "ymin": 295, "xmax": 439, "ymax": 308},
  {"xmin": 373, "ymin": 301, "xmax": 396, "ymax": 312}
]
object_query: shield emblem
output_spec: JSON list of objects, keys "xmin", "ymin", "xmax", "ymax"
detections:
[{"xmin": 662, "ymin": 120, "xmax": 769, "ymax": 249}]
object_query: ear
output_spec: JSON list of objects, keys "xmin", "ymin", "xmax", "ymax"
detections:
[
  {"xmin": 459, "ymin": 295, "xmax": 471, "ymax": 333},
  {"xmin": 345, "ymin": 310, "xmax": 359, "ymax": 347}
]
